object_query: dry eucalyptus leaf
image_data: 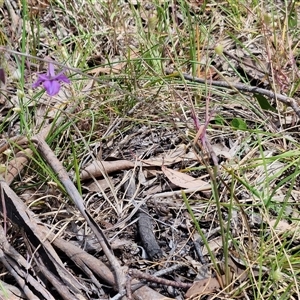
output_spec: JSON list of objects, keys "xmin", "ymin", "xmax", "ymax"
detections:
[
  {"xmin": 142, "ymin": 144, "xmax": 197, "ymax": 166},
  {"xmin": 84, "ymin": 178, "xmax": 114, "ymax": 192},
  {"xmin": 269, "ymin": 219, "xmax": 292, "ymax": 233},
  {"xmin": 185, "ymin": 276, "xmax": 223, "ymax": 298},
  {"xmin": 80, "ymin": 160, "xmax": 135, "ymax": 180},
  {"xmin": 161, "ymin": 165, "xmax": 211, "ymax": 190},
  {"xmin": 201, "ymin": 236, "xmax": 222, "ymax": 256},
  {"xmin": 211, "ymin": 143, "xmax": 233, "ymax": 159}
]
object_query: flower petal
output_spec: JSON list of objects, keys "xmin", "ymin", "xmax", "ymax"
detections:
[
  {"xmin": 54, "ymin": 72, "xmax": 70, "ymax": 83},
  {"xmin": 38, "ymin": 74, "xmax": 49, "ymax": 80},
  {"xmin": 32, "ymin": 78, "xmax": 43, "ymax": 88},
  {"xmin": 32, "ymin": 74, "xmax": 49, "ymax": 88},
  {"xmin": 47, "ymin": 63, "xmax": 56, "ymax": 78},
  {"xmin": 43, "ymin": 80, "xmax": 61, "ymax": 96}
]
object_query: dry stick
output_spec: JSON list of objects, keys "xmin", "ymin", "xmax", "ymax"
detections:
[
  {"xmin": 126, "ymin": 276, "xmax": 133, "ymax": 300},
  {"xmin": 2, "ymin": 104, "xmax": 127, "ymax": 293},
  {"xmin": 4, "ymin": 0, "xmax": 20, "ymax": 30},
  {"xmin": 39, "ymin": 227, "xmax": 167, "ymax": 300},
  {"xmin": 40, "ymin": 228, "xmax": 115, "ymax": 287},
  {"xmin": 165, "ymin": 70, "xmax": 300, "ymax": 118},
  {"xmin": 110, "ymin": 283, "xmax": 145, "ymax": 300},
  {"xmin": 31, "ymin": 135, "xmax": 126, "ymax": 293},
  {"xmin": 0, "ymin": 176, "xmax": 85, "ymax": 299},
  {"xmin": 0, "ymin": 249, "xmax": 39, "ymax": 300},
  {"xmin": 129, "ymin": 269, "xmax": 192, "ymax": 290},
  {"xmin": 3, "ymin": 122, "xmax": 65, "ymax": 185},
  {"xmin": 1, "ymin": 97, "xmax": 126, "ymax": 292}
]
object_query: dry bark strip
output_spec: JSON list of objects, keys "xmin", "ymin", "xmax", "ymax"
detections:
[
  {"xmin": 80, "ymin": 159, "xmax": 135, "ymax": 180},
  {"xmin": 0, "ymin": 177, "xmax": 86, "ymax": 300},
  {"xmin": 0, "ymin": 279, "xmax": 26, "ymax": 300},
  {"xmin": 0, "ymin": 226, "xmax": 53, "ymax": 300},
  {"xmin": 40, "ymin": 228, "xmax": 166, "ymax": 300},
  {"xmin": 40, "ymin": 227, "xmax": 114, "ymax": 288},
  {"xmin": 31, "ymin": 136, "xmax": 173, "ymax": 299}
]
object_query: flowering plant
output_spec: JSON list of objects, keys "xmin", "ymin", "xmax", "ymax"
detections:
[{"xmin": 32, "ymin": 63, "xmax": 70, "ymax": 96}]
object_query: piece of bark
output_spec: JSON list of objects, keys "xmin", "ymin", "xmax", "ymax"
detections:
[
  {"xmin": 4, "ymin": 148, "xmax": 33, "ymax": 184},
  {"xmin": 136, "ymin": 205, "xmax": 162, "ymax": 260},
  {"xmin": 0, "ymin": 177, "xmax": 169, "ymax": 299},
  {"xmin": 0, "ymin": 279, "xmax": 26, "ymax": 299},
  {"xmin": 0, "ymin": 177, "xmax": 87, "ymax": 299},
  {"xmin": 80, "ymin": 160, "xmax": 135, "ymax": 180},
  {"xmin": 40, "ymin": 226, "xmax": 114, "ymax": 288},
  {"xmin": 37, "ymin": 262, "xmax": 86, "ymax": 300},
  {"xmin": 0, "ymin": 128, "xmax": 170, "ymax": 298},
  {"xmin": 0, "ymin": 226, "xmax": 55, "ymax": 300}
]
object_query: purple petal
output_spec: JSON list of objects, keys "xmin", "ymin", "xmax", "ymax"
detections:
[
  {"xmin": 47, "ymin": 63, "xmax": 56, "ymax": 78},
  {"xmin": 38, "ymin": 74, "xmax": 49, "ymax": 80},
  {"xmin": 32, "ymin": 78, "xmax": 43, "ymax": 88},
  {"xmin": 43, "ymin": 80, "xmax": 61, "ymax": 96},
  {"xmin": 54, "ymin": 72, "xmax": 70, "ymax": 83},
  {"xmin": 32, "ymin": 74, "xmax": 49, "ymax": 88}
]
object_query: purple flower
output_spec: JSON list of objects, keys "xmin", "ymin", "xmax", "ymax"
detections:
[{"xmin": 32, "ymin": 63, "xmax": 70, "ymax": 96}]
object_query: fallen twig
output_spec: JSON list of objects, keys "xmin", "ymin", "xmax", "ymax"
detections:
[
  {"xmin": 165, "ymin": 69, "xmax": 300, "ymax": 118},
  {"xmin": 40, "ymin": 226, "xmax": 169, "ymax": 300},
  {"xmin": 129, "ymin": 269, "xmax": 192, "ymax": 290},
  {"xmin": 31, "ymin": 135, "xmax": 126, "ymax": 293}
]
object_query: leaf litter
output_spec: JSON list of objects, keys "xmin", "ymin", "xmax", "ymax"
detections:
[{"xmin": 0, "ymin": 0, "xmax": 300, "ymax": 299}]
